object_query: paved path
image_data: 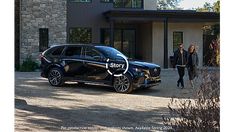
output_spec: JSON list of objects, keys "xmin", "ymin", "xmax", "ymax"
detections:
[{"xmin": 15, "ymin": 69, "xmax": 200, "ymax": 132}]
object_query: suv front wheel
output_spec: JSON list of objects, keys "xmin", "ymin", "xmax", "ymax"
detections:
[
  {"xmin": 48, "ymin": 68, "xmax": 64, "ymax": 86},
  {"xmin": 113, "ymin": 74, "xmax": 133, "ymax": 93}
]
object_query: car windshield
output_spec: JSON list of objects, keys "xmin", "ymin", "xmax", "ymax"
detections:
[{"xmin": 95, "ymin": 46, "xmax": 127, "ymax": 60}]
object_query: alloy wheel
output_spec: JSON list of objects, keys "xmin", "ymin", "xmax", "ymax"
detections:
[
  {"xmin": 48, "ymin": 69, "xmax": 62, "ymax": 86},
  {"xmin": 114, "ymin": 75, "xmax": 130, "ymax": 93}
]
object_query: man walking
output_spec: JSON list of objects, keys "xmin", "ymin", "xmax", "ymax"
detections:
[{"xmin": 173, "ymin": 43, "xmax": 188, "ymax": 89}]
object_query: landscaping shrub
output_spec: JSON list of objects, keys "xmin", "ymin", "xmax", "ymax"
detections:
[
  {"xmin": 15, "ymin": 64, "xmax": 20, "ymax": 71},
  {"xmin": 19, "ymin": 56, "xmax": 39, "ymax": 72},
  {"xmin": 162, "ymin": 69, "xmax": 220, "ymax": 131}
]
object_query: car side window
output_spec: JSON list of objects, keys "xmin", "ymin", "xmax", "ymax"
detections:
[
  {"xmin": 51, "ymin": 46, "xmax": 64, "ymax": 56},
  {"xmin": 64, "ymin": 46, "xmax": 82, "ymax": 58},
  {"xmin": 84, "ymin": 47, "xmax": 102, "ymax": 60}
]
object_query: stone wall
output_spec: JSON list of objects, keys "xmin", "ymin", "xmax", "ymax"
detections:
[{"xmin": 20, "ymin": 0, "xmax": 67, "ymax": 63}]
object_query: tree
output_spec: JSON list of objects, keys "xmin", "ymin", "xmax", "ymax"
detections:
[
  {"xmin": 201, "ymin": 0, "xmax": 220, "ymax": 36},
  {"xmin": 213, "ymin": 0, "xmax": 220, "ymax": 12},
  {"xmin": 197, "ymin": 0, "xmax": 220, "ymax": 12},
  {"xmin": 198, "ymin": 0, "xmax": 220, "ymax": 67},
  {"xmin": 157, "ymin": 0, "xmax": 182, "ymax": 10}
]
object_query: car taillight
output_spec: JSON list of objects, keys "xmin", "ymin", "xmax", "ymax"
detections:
[{"xmin": 39, "ymin": 53, "xmax": 43, "ymax": 60}]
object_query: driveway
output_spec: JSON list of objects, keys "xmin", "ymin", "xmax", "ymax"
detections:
[{"xmin": 15, "ymin": 69, "xmax": 198, "ymax": 132}]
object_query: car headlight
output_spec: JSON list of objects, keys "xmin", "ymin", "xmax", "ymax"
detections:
[{"xmin": 133, "ymin": 68, "xmax": 142, "ymax": 72}]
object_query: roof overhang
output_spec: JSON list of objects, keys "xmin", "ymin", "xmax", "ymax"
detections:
[{"xmin": 103, "ymin": 10, "xmax": 220, "ymax": 23}]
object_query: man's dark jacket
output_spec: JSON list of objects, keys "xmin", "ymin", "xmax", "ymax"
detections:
[{"xmin": 173, "ymin": 49, "xmax": 188, "ymax": 67}]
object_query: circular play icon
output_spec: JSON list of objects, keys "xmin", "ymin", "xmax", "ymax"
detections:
[{"xmin": 105, "ymin": 54, "xmax": 129, "ymax": 77}]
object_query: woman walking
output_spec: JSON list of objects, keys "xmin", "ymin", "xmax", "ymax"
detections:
[{"xmin": 187, "ymin": 44, "xmax": 199, "ymax": 88}]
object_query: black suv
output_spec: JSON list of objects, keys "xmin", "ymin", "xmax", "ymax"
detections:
[{"xmin": 40, "ymin": 44, "xmax": 161, "ymax": 93}]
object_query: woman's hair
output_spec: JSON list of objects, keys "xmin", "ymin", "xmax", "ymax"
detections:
[{"xmin": 188, "ymin": 44, "xmax": 196, "ymax": 53}]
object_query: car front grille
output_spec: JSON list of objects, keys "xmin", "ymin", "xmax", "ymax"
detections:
[{"xmin": 149, "ymin": 67, "xmax": 160, "ymax": 77}]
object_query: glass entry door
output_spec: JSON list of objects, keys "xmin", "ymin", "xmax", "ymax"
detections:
[
  {"xmin": 114, "ymin": 29, "xmax": 122, "ymax": 52},
  {"xmin": 123, "ymin": 29, "xmax": 135, "ymax": 58},
  {"xmin": 100, "ymin": 28, "xmax": 136, "ymax": 58},
  {"xmin": 114, "ymin": 29, "xmax": 136, "ymax": 58}
]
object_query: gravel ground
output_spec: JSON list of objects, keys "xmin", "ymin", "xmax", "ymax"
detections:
[{"xmin": 15, "ymin": 69, "xmax": 200, "ymax": 132}]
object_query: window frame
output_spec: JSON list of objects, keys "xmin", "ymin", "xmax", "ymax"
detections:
[
  {"xmin": 39, "ymin": 28, "xmax": 49, "ymax": 52},
  {"xmin": 69, "ymin": 27, "xmax": 92, "ymax": 44},
  {"xmin": 113, "ymin": 0, "xmax": 143, "ymax": 9},
  {"xmin": 173, "ymin": 31, "xmax": 184, "ymax": 52}
]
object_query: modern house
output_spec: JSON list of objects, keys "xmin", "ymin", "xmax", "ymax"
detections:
[{"xmin": 15, "ymin": 0, "xmax": 220, "ymax": 68}]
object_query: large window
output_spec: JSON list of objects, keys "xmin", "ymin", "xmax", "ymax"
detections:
[
  {"xmin": 100, "ymin": 28, "xmax": 136, "ymax": 58},
  {"xmin": 114, "ymin": 0, "xmax": 143, "ymax": 8},
  {"xmin": 39, "ymin": 28, "xmax": 49, "ymax": 52},
  {"xmin": 69, "ymin": 0, "xmax": 91, "ymax": 2},
  {"xmin": 69, "ymin": 27, "xmax": 92, "ymax": 44},
  {"xmin": 173, "ymin": 32, "xmax": 183, "ymax": 52}
]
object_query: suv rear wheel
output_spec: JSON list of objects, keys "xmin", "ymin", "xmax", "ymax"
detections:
[
  {"xmin": 113, "ymin": 74, "xmax": 133, "ymax": 93},
  {"xmin": 48, "ymin": 68, "xmax": 64, "ymax": 86}
]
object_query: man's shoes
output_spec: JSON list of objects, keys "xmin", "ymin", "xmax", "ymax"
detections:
[
  {"xmin": 190, "ymin": 85, "xmax": 194, "ymax": 89},
  {"xmin": 191, "ymin": 85, "xmax": 194, "ymax": 89},
  {"xmin": 177, "ymin": 82, "xmax": 180, "ymax": 87},
  {"xmin": 190, "ymin": 81, "xmax": 194, "ymax": 88},
  {"xmin": 181, "ymin": 86, "xmax": 184, "ymax": 89}
]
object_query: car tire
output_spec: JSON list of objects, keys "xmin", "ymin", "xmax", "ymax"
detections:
[
  {"xmin": 48, "ymin": 67, "xmax": 64, "ymax": 86},
  {"xmin": 113, "ymin": 73, "xmax": 133, "ymax": 94}
]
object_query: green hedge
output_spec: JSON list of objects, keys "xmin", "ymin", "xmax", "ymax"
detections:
[{"xmin": 19, "ymin": 57, "xmax": 39, "ymax": 72}]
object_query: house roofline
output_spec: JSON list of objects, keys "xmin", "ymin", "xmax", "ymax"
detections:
[{"xmin": 103, "ymin": 10, "xmax": 220, "ymax": 22}]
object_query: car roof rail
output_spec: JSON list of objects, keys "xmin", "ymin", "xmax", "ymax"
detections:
[{"xmin": 50, "ymin": 44, "xmax": 60, "ymax": 48}]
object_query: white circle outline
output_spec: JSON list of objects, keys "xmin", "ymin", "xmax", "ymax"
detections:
[{"xmin": 105, "ymin": 54, "xmax": 129, "ymax": 77}]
